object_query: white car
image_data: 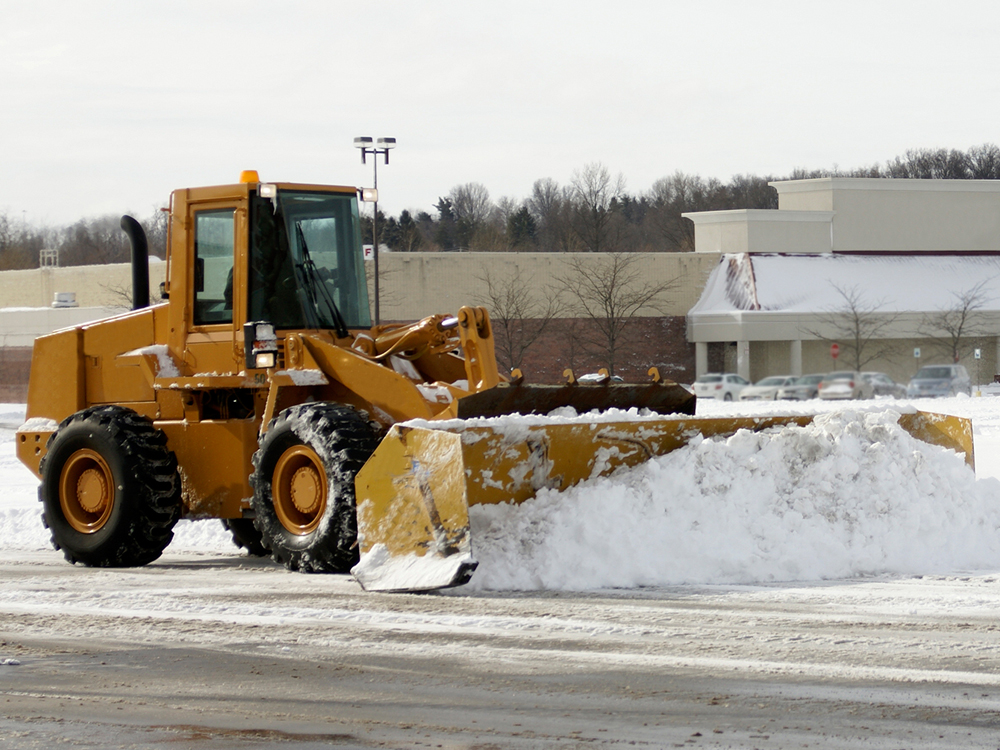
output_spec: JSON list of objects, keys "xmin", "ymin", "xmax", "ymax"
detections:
[
  {"xmin": 738, "ymin": 375, "xmax": 797, "ymax": 401},
  {"xmin": 693, "ymin": 373, "xmax": 750, "ymax": 401}
]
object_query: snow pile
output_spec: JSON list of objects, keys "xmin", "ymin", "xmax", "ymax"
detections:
[
  {"xmin": 5, "ymin": 400, "xmax": 1000, "ymax": 592},
  {"xmin": 0, "ymin": 405, "xmax": 51, "ymax": 550},
  {"xmin": 464, "ymin": 409, "xmax": 1000, "ymax": 591}
]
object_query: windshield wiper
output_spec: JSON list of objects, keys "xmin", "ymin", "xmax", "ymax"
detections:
[{"xmin": 294, "ymin": 222, "xmax": 349, "ymax": 338}]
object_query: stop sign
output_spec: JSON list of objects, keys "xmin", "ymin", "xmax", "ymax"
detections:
[{"xmin": 830, "ymin": 343, "xmax": 840, "ymax": 359}]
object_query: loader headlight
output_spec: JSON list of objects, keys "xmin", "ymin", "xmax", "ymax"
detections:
[{"xmin": 243, "ymin": 321, "xmax": 279, "ymax": 371}]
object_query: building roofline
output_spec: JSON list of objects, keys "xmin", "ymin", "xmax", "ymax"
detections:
[
  {"xmin": 769, "ymin": 177, "xmax": 1000, "ymax": 193},
  {"xmin": 681, "ymin": 209, "xmax": 835, "ymax": 224}
]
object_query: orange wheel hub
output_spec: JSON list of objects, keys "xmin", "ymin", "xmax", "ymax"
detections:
[
  {"xmin": 59, "ymin": 449, "xmax": 114, "ymax": 534},
  {"xmin": 272, "ymin": 445, "xmax": 327, "ymax": 536}
]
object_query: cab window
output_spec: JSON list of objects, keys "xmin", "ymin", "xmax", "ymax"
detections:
[{"xmin": 194, "ymin": 209, "xmax": 235, "ymax": 325}]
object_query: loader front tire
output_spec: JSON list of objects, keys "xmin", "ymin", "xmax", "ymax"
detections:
[
  {"xmin": 39, "ymin": 405, "xmax": 182, "ymax": 567},
  {"xmin": 251, "ymin": 403, "xmax": 379, "ymax": 573}
]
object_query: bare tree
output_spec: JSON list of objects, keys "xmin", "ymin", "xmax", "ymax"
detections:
[
  {"xmin": 558, "ymin": 252, "xmax": 677, "ymax": 375},
  {"xmin": 477, "ymin": 266, "xmax": 562, "ymax": 373},
  {"xmin": 967, "ymin": 144, "xmax": 1000, "ymax": 179},
  {"xmin": 918, "ymin": 280, "xmax": 994, "ymax": 363},
  {"xmin": 101, "ymin": 275, "xmax": 166, "ymax": 310},
  {"xmin": 143, "ymin": 207, "xmax": 169, "ymax": 259},
  {"xmin": 448, "ymin": 182, "xmax": 493, "ymax": 249},
  {"xmin": 528, "ymin": 178, "xmax": 573, "ymax": 252},
  {"xmin": 647, "ymin": 172, "xmax": 726, "ymax": 252},
  {"xmin": 803, "ymin": 283, "xmax": 902, "ymax": 371},
  {"xmin": 570, "ymin": 162, "xmax": 626, "ymax": 252},
  {"xmin": 58, "ymin": 215, "xmax": 131, "ymax": 266},
  {"xmin": 493, "ymin": 196, "xmax": 519, "ymax": 228},
  {"xmin": 0, "ymin": 211, "xmax": 47, "ymax": 270},
  {"xmin": 884, "ymin": 148, "xmax": 970, "ymax": 179}
]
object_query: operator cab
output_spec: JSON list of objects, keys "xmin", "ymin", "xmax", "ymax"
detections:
[
  {"xmin": 167, "ymin": 175, "xmax": 371, "ymax": 378},
  {"xmin": 247, "ymin": 186, "xmax": 371, "ymax": 334}
]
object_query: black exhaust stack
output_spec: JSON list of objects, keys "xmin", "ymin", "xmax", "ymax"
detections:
[{"xmin": 120, "ymin": 215, "xmax": 149, "ymax": 310}]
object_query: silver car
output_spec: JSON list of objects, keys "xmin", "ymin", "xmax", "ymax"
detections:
[
  {"xmin": 776, "ymin": 373, "xmax": 825, "ymax": 400},
  {"xmin": 862, "ymin": 372, "xmax": 907, "ymax": 399},
  {"xmin": 906, "ymin": 364, "xmax": 971, "ymax": 397}
]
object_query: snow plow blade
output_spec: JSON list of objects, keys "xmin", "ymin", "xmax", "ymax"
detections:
[
  {"xmin": 351, "ymin": 410, "xmax": 973, "ymax": 592},
  {"xmin": 453, "ymin": 380, "xmax": 697, "ymax": 419}
]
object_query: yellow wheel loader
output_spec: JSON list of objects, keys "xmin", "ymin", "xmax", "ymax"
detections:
[{"xmin": 15, "ymin": 174, "xmax": 975, "ymax": 592}]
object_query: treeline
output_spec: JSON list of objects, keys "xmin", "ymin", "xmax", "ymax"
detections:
[
  {"xmin": 0, "ymin": 212, "xmax": 167, "ymax": 271},
  {"xmin": 3, "ymin": 144, "xmax": 1000, "ymax": 270},
  {"xmin": 365, "ymin": 143, "xmax": 1000, "ymax": 254}
]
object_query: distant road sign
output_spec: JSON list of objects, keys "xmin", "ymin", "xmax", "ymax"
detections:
[{"xmin": 830, "ymin": 343, "xmax": 840, "ymax": 359}]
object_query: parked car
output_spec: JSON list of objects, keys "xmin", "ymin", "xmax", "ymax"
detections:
[
  {"xmin": 861, "ymin": 372, "xmax": 907, "ymax": 399},
  {"xmin": 692, "ymin": 373, "xmax": 750, "ymax": 401},
  {"xmin": 818, "ymin": 371, "xmax": 875, "ymax": 400},
  {"xmin": 739, "ymin": 375, "xmax": 797, "ymax": 401},
  {"xmin": 776, "ymin": 373, "xmax": 826, "ymax": 400},
  {"xmin": 906, "ymin": 364, "xmax": 972, "ymax": 398},
  {"xmin": 577, "ymin": 372, "xmax": 625, "ymax": 383}
]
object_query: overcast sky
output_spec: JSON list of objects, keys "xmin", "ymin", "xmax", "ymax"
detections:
[{"xmin": 3, "ymin": 0, "xmax": 1000, "ymax": 226}]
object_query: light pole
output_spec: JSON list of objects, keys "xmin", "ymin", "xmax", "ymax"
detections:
[{"xmin": 353, "ymin": 136, "xmax": 396, "ymax": 325}]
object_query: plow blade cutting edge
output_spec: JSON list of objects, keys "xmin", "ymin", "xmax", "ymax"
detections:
[{"xmin": 351, "ymin": 410, "xmax": 973, "ymax": 592}]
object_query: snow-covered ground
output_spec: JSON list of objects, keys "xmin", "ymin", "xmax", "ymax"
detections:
[
  {"xmin": 6, "ymin": 398, "xmax": 1000, "ymax": 749},
  {"xmin": 5, "ymin": 397, "xmax": 1000, "ymax": 593}
]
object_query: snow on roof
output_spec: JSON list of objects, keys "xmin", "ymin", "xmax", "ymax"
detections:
[{"xmin": 690, "ymin": 253, "xmax": 1000, "ymax": 315}]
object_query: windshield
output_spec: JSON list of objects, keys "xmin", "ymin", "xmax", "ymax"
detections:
[
  {"xmin": 916, "ymin": 366, "xmax": 952, "ymax": 379},
  {"xmin": 796, "ymin": 375, "xmax": 824, "ymax": 385},
  {"xmin": 696, "ymin": 375, "xmax": 722, "ymax": 383},
  {"xmin": 248, "ymin": 189, "xmax": 371, "ymax": 331}
]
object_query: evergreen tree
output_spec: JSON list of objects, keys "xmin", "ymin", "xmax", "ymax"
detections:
[{"xmin": 506, "ymin": 206, "xmax": 537, "ymax": 248}]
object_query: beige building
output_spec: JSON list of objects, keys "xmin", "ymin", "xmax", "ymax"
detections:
[
  {"xmin": 5, "ymin": 176, "xmax": 1000, "ymax": 393},
  {"xmin": 0, "ymin": 252, "xmax": 714, "ymax": 322},
  {"xmin": 685, "ymin": 178, "xmax": 1000, "ymax": 384}
]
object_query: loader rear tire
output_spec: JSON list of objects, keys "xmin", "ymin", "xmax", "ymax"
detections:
[
  {"xmin": 39, "ymin": 405, "xmax": 182, "ymax": 567},
  {"xmin": 221, "ymin": 518, "xmax": 269, "ymax": 557},
  {"xmin": 250, "ymin": 403, "xmax": 379, "ymax": 573}
]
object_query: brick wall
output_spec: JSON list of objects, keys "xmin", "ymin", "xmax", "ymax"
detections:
[
  {"xmin": 0, "ymin": 347, "xmax": 31, "ymax": 403},
  {"xmin": 499, "ymin": 316, "xmax": 695, "ymax": 385}
]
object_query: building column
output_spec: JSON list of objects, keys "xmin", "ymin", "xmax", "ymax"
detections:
[
  {"xmin": 695, "ymin": 342, "xmax": 708, "ymax": 378},
  {"xmin": 737, "ymin": 340, "xmax": 750, "ymax": 381},
  {"xmin": 790, "ymin": 339, "xmax": 802, "ymax": 377}
]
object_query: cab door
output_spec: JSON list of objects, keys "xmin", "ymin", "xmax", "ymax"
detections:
[{"xmin": 184, "ymin": 199, "xmax": 247, "ymax": 376}]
